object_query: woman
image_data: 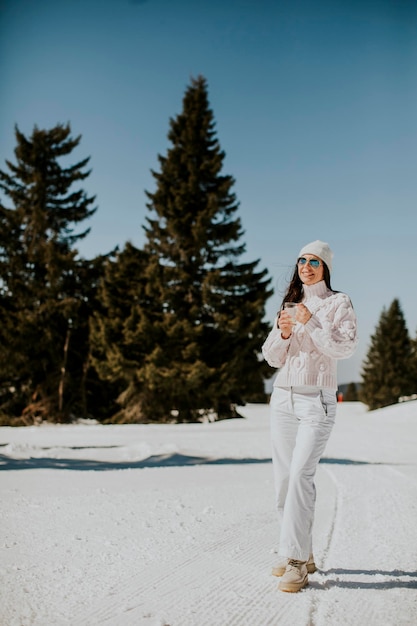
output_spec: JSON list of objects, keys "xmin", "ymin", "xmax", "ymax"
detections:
[{"xmin": 262, "ymin": 240, "xmax": 358, "ymax": 593}]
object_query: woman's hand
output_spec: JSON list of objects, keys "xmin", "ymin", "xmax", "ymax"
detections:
[
  {"xmin": 278, "ymin": 303, "xmax": 312, "ymax": 338},
  {"xmin": 277, "ymin": 310, "xmax": 294, "ymax": 339},
  {"xmin": 296, "ymin": 303, "xmax": 312, "ymax": 325}
]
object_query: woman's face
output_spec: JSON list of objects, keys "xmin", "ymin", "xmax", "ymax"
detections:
[{"xmin": 297, "ymin": 254, "xmax": 324, "ymax": 285}]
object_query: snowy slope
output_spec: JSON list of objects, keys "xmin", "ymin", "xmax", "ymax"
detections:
[{"xmin": 1, "ymin": 401, "xmax": 416, "ymax": 626}]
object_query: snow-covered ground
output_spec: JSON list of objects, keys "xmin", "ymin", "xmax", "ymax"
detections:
[{"xmin": 1, "ymin": 401, "xmax": 416, "ymax": 626}]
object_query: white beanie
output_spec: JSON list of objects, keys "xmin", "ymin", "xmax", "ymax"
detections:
[{"xmin": 298, "ymin": 240, "xmax": 333, "ymax": 272}]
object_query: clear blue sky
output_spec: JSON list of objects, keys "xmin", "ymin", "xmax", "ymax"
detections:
[{"xmin": 1, "ymin": 0, "xmax": 417, "ymax": 385}]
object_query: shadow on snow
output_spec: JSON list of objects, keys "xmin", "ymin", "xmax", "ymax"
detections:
[
  {"xmin": 309, "ymin": 568, "xmax": 417, "ymax": 590},
  {"xmin": 0, "ymin": 452, "xmax": 272, "ymax": 471},
  {"xmin": 0, "ymin": 450, "xmax": 397, "ymax": 471}
]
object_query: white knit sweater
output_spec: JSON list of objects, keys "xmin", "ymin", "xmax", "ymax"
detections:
[{"xmin": 262, "ymin": 280, "xmax": 358, "ymax": 391}]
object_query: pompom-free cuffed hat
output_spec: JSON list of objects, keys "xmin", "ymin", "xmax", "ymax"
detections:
[{"xmin": 298, "ymin": 240, "xmax": 333, "ymax": 272}]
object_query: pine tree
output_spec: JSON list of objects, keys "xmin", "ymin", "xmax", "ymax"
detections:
[
  {"xmin": 409, "ymin": 330, "xmax": 417, "ymax": 397},
  {"xmin": 344, "ymin": 381, "xmax": 358, "ymax": 401},
  {"xmin": 0, "ymin": 123, "xmax": 99, "ymax": 423},
  {"xmin": 94, "ymin": 76, "xmax": 272, "ymax": 422},
  {"xmin": 89, "ymin": 242, "xmax": 153, "ymax": 422},
  {"xmin": 360, "ymin": 299, "xmax": 414, "ymax": 410}
]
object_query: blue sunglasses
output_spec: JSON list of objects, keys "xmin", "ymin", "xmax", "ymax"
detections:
[{"xmin": 298, "ymin": 257, "xmax": 321, "ymax": 268}]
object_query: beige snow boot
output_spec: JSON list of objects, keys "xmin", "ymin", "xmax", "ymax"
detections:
[
  {"xmin": 272, "ymin": 553, "xmax": 316, "ymax": 577},
  {"xmin": 278, "ymin": 559, "xmax": 309, "ymax": 593}
]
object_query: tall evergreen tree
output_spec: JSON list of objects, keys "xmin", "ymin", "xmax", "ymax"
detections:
[
  {"xmin": 94, "ymin": 75, "xmax": 272, "ymax": 422},
  {"xmin": 0, "ymin": 123, "xmax": 99, "ymax": 422},
  {"xmin": 142, "ymin": 75, "xmax": 272, "ymax": 421},
  {"xmin": 360, "ymin": 298, "xmax": 414, "ymax": 410}
]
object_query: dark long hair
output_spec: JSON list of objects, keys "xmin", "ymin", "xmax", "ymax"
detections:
[{"xmin": 280, "ymin": 262, "xmax": 334, "ymax": 310}]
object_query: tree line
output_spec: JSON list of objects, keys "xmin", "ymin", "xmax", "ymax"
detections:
[
  {"xmin": 0, "ymin": 76, "xmax": 415, "ymax": 425},
  {"xmin": 0, "ymin": 76, "xmax": 272, "ymax": 425}
]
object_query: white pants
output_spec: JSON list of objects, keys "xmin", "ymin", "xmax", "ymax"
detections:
[{"xmin": 270, "ymin": 385, "xmax": 337, "ymax": 561}]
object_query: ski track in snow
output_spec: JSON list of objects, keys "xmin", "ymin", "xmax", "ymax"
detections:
[
  {"xmin": 310, "ymin": 464, "xmax": 417, "ymax": 626},
  {"xmin": 1, "ymin": 402, "xmax": 417, "ymax": 625},
  {"xmin": 74, "ymin": 502, "xmax": 314, "ymax": 626},
  {"xmin": 70, "ymin": 464, "xmax": 417, "ymax": 626}
]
